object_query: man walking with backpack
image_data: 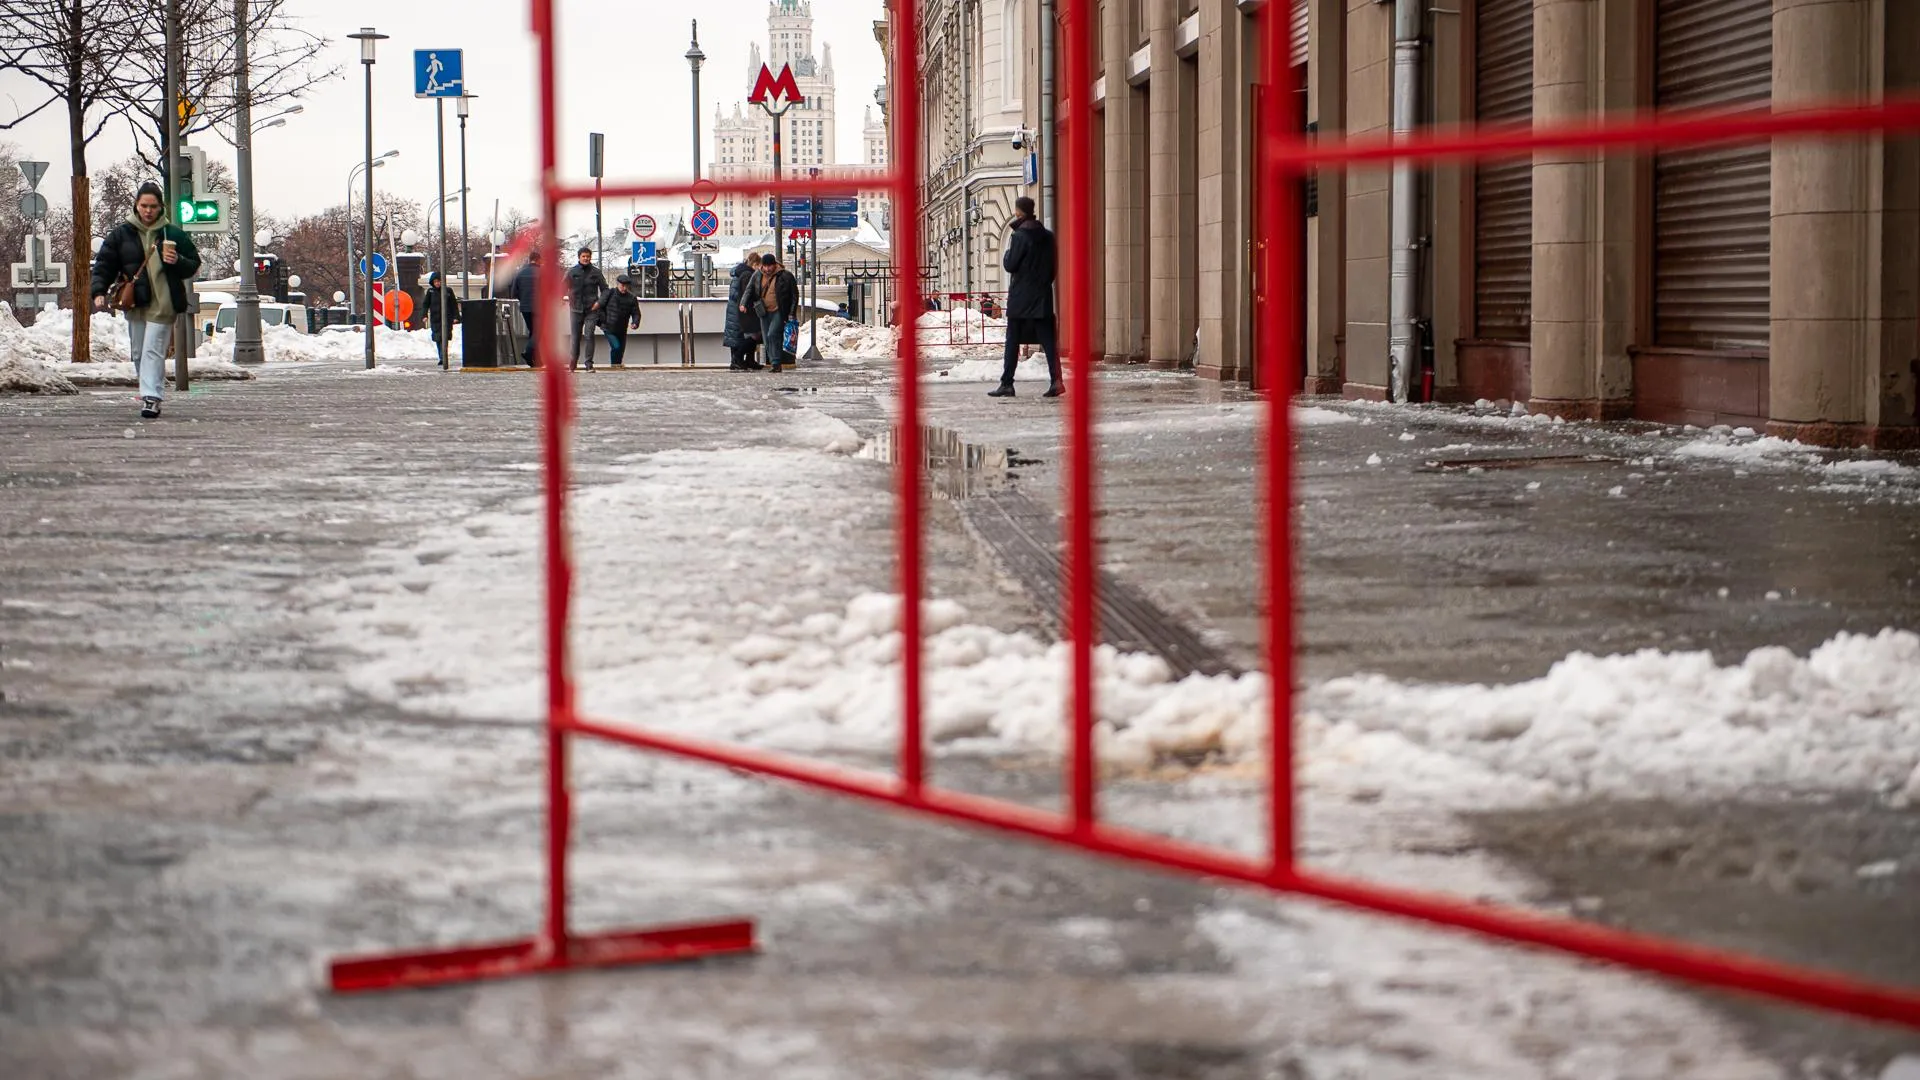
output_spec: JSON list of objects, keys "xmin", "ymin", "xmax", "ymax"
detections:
[
  {"xmin": 565, "ymin": 245, "xmax": 606, "ymax": 371},
  {"xmin": 990, "ymin": 197, "xmax": 1063, "ymax": 399}
]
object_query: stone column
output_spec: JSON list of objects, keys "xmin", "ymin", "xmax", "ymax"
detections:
[
  {"xmin": 1342, "ymin": 0, "xmax": 1393, "ymax": 395},
  {"xmin": 1527, "ymin": 0, "xmax": 1598, "ymax": 417},
  {"xmin": 1305, "ymin": 0, "xmax": 1345, "ymax": 392},
  {"xmin": 1196, "ymin": 0, "xmax": 1247, "ymax": 381},
  {"xmin": 1147, "ymin": 0, "xmax": 1186, "ymax": 366},
  {"xmin": 1104, "ymin": 0, "xmax": 1142, "ymax": 361},
  {"xmin": 1768, "ymin": 0, "xmax": 1918, "ymax": 447}
]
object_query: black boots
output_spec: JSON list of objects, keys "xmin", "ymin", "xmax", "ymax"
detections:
[{"xmin": 987, "ymin": 383, "xmax": 1015, "ymax": 398}]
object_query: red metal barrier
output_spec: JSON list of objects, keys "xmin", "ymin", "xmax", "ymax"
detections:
[{"xmin": 327, "ymin": 0, "xmax": 1920, "ymax": 1032}]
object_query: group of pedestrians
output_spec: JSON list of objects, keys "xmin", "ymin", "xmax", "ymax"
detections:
[
  {"xmin": 505, "ymin": 246, "xmax": 642, "ymax": 370},
  {"xmin": 724, "ymin": 253, "xmax": 799, "ymax": 372}
]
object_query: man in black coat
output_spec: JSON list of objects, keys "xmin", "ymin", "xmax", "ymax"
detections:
[
  {"xmin": 991, "ymin": 197, "xmax": 1063, "ymax": 398},
  {"xmin": 423, "ymin": 271, "xmax": 461, "ymax": 369},
  {"xmin": 599, "ymin": 274, "xmax": 642, "ymax": 367},
  {"xmin": 565, "ymin": 246, "xmax": 607, "ymax": 371},
  {"xmin": 510, "ymin": 249, "xmax": 541, "ymax": 366}
]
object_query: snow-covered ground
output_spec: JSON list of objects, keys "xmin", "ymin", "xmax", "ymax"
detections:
[
  {"xmin": 813, "ymin": 307, "xmax": 1012, "ymax": 369},
  {"xmin": 312, "ymin": 398, "xmax": 1920, "ymax": 814},
  {"xmin": 0, "ymin": 304, "xmax": 255, "ymax": 388}
]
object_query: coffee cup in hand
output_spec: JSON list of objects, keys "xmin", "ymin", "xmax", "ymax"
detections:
[{"xmin": 162, "ymin": 239, "xmax": 177, "ymax": 264}]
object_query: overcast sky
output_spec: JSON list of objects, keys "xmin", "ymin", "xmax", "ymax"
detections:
[{"xmin": 1, "ymin": 0, "xmax": 887, "ymax": 233}]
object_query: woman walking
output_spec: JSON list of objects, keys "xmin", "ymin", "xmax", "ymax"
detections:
[
  {"xmin": 724, "ymin": 257, "xmax": 762, "ymax": 370},
  {"xmin": 89, "ymin": 181, "xmax": 201, "ymax": 418}
]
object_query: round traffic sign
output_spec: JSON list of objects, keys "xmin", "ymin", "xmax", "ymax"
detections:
[
  {"xmin": 16, "ymin": 192, "xmax": 48, "ymax": 219},
  {"xmin": 690, "ymin": 209, "xmax": 719, "ymax": 237},
  {"xmin": 690, "ymin": 179, "xmax": 718, "ymax": 208},
  {"xmin": 360, "ymin": 252, "xmax": 389, "ymax": 280},
  {"xmin": 630, "ymin": 213, "xmax": 656, "ymax": 240},
  {"xmin": 382, "ymin": 288, "xmax": 415, "ymax": 324}
]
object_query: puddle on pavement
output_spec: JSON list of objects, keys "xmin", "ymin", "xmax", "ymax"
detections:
[{"xmin": 860, "ymin": 424, "xmax": 1034, "ymax": 499}]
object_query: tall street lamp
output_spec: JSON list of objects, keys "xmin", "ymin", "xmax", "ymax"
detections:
[
  {"xmin": 345, "ymin": 151, "xmax": 397, "ymax": 324},
  {"xmin": 456, "ymin": 94, "xmax": 475, "ymax": 307},
  {"xmin": 232, "ymin": 0, "xmax": 265, "ymax": 365},
  {"xmin": 348, "ymin": 26, "xmax": 388, "ymax": 369},
  {"xmin": 686, "ymin": 22, "xmax": 706, "ymax": 291}
]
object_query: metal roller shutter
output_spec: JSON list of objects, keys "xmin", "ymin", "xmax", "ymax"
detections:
[
  {"xmin": 1472, "ymin": 0, "xmax": 1533, "ymax": 341},
  {"xmin": 1291, "ymin": 0, "xmax": 1308, "ymax": 70},
  {"xmin": 1653, "ymin": 0, "xmax": 1772, "ymax": 350}
]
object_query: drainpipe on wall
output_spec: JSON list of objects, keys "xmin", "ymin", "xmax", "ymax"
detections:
[
  {"xmin": 1387, "ymin": 0, "xmax": 1424, "ymax": 402},
  {"xmin": 960, "ymin": 0, "xmax": 974, "ymax": 298},
  {"xmin": 1040, "ymin": 0, "xmax": 1057, "ymax": 223}
]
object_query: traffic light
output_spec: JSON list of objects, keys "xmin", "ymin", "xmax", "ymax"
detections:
[{"xmin": 180, "ymin": 196, "xmax": 222, "ymax": 227}]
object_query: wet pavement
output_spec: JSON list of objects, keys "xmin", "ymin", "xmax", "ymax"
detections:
[{"xmin": 2, "ymin": 360, "xmax": 1918, "ymax": 1077}]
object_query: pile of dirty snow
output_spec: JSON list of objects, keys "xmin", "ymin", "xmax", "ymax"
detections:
[
  {"xmin": 812, "ymin": 316, "xmax": 896, "ymax": 361},
  {"xmin": 198, "ymin": 322, "xmax": 449, "ymax": 365},
  {"xmin": 0, "ymin": 304, "xmax": 255, "ymax": 387}
]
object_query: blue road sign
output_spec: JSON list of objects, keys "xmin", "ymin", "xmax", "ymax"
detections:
[
  {"xmin": 631, "ymin": 241, "xmax": 657, "ymax": 267},
  {"xmin": 770, "ymin": 212, "xmax": 860, "ymax": 230},
  {"xmin": 772, "ymin": 196, "xmax": 859, "ymax": 216},
  {"xmin": 414, "ymin": 50, "xmax": 465, "ymax": 98},
  {"xmin": 689, "ymin": 209, "xmax": 719, "ymax": 237},
  {"xmin": 359, "ymin": 252, "xmax": 389, "ymax": 280}
]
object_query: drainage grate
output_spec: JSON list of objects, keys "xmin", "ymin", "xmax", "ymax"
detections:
[
  {"xmin": 964, "ymin": 490, "xmax": 1243, "ymax": 680},
  {"xmin": 1420, "ymin": 453, "xmax": 1617, "ymax": 472}
]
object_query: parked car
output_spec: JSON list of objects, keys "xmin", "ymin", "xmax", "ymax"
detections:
[{"xmin": 203, "ymin": 301, "xmax": 310, "ymax": 338}]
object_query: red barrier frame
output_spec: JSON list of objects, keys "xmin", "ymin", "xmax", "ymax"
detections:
[{"xmin": 328, "ymin": 0, "xmax": 1920, "ymax": 1032}]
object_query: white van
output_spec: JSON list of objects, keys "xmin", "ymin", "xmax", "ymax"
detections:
[{"xmin": 205, "ymin": 301, "xmax": 309, "ymax": 337}]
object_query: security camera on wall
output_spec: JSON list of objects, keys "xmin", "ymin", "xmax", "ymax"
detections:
[{"xmin": 1011, "ymin": 129, "xmax": 1027, "ymax": 151}]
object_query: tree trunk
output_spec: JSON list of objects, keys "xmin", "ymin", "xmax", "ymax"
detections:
[{"xmin": 67, "ymin": 0, "xmax": 90, "ymax": 365}]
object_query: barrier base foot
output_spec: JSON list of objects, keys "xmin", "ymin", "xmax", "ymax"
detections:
[{"xmin": 328, "ymin": 917, "xmax": 757, "ymax": 994}]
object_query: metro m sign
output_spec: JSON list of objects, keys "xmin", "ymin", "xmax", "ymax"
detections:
[{"xmin": 749, "ymin": 64, "xmax": 804, "ymax": 113}]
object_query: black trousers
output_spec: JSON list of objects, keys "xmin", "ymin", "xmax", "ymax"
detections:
[
  {"xmin": 521, "ymin": 310, "xmax": 538, "ymax": 365},
  {"xmin": 1000, "ymin": 316, "xmax": 1061, "ymax": 386}
]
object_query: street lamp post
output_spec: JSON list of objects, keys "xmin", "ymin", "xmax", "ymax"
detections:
[
  {"xmin": 457, "ymin": 95, "xmax": 474, "ymax": 310},
  {"xmin": 348, "ymin": 26, "xmax": 388, "ymax": 369},
  {"xmin": 344, "ymin": 152, "xmax": 397, "ymax": 325},
  {"xmin": 686, "ymin": 21, "xmax": 705, "ymax": 290},
  {"xmin": 233, "ymin": 0, "xmax": 264, "ymax": 365}
]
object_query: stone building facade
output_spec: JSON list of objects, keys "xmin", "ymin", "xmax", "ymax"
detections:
[
  {"xmin": 915, "ymin": 0, "xmax": 1033, "ymax": 300},
  {"xmin": 966, "ymin": 0, "xmax": 1918, "ymax": 447}
]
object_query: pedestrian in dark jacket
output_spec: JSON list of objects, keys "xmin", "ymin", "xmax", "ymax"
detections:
[
  {"xmin": 991, "ymin": 196, "xmax": 1062, "ymax": 398},
  {"xmin": 565, "ymin": 245, "xmax": 606, "ymax": 371},
  {"xmin": 510, "ymin": 249, "xmax": 541, "ymax": 366},
  {"xmin": 599, "ymin": 274, "xmax": 642, "ymax": 366},
  {"xmin": 750, "ymin": 253, "xmax": 800, "ymax": 372},
  {"xmin": 724, "ymin": 259, "xmax": 764, "ymax": 370},
  {"xmin": 424, "ymin": 271, "xmax": 461, "ymax": 368},
  {"xmin": 89, "ymin": 181, "xmax": 202, "ymax": 419}
]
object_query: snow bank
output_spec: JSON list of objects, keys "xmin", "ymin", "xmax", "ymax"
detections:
[
  {"xmin": 1303, "ymin": 630, "xmax": 1920, "ymax": 808},
  {"xmin": 0, "ymin": 353, "xmax": 77, "ymax": 394},
  {"xmin": 0, "ymin": 304, "xmax": 251, "ymax": 388},
  {"xmin": 814, "ymin": 307, "xmax": 1009, "ymax": 366},
  {"xmin": 198, "ymin": 323, "xmax": 448, "ymax": 365}
]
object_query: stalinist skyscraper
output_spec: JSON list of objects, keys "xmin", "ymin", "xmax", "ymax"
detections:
[{"xmin": 710, "ymin": 0, "xmax": 889, "ymax": 238}]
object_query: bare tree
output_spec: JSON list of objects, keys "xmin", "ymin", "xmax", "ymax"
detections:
[
  {"xmin": 0, "ymin": 0, "xmax": 136, "ymax": 359},
  {"xmin": 0, "ymin": 0, "xmax": 335, "ymax": 360},
  {"xmin": 113, "ymin": 0, "xmax": 337, "ymax": 163}
]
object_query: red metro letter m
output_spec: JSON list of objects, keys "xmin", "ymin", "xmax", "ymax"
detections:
[{"xmin": 748, "ymin": 64, "xmax": 804, "ymax": 107}]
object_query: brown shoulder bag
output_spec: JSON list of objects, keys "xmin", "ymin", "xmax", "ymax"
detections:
[{"xmin": 108, "ymin": 234, "xmax": 156, "ymax": 312}]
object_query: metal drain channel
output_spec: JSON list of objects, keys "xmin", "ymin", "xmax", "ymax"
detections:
[{"xmin": 963, "ymin": 489, "xmax": 1243, "ymax": 680}]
